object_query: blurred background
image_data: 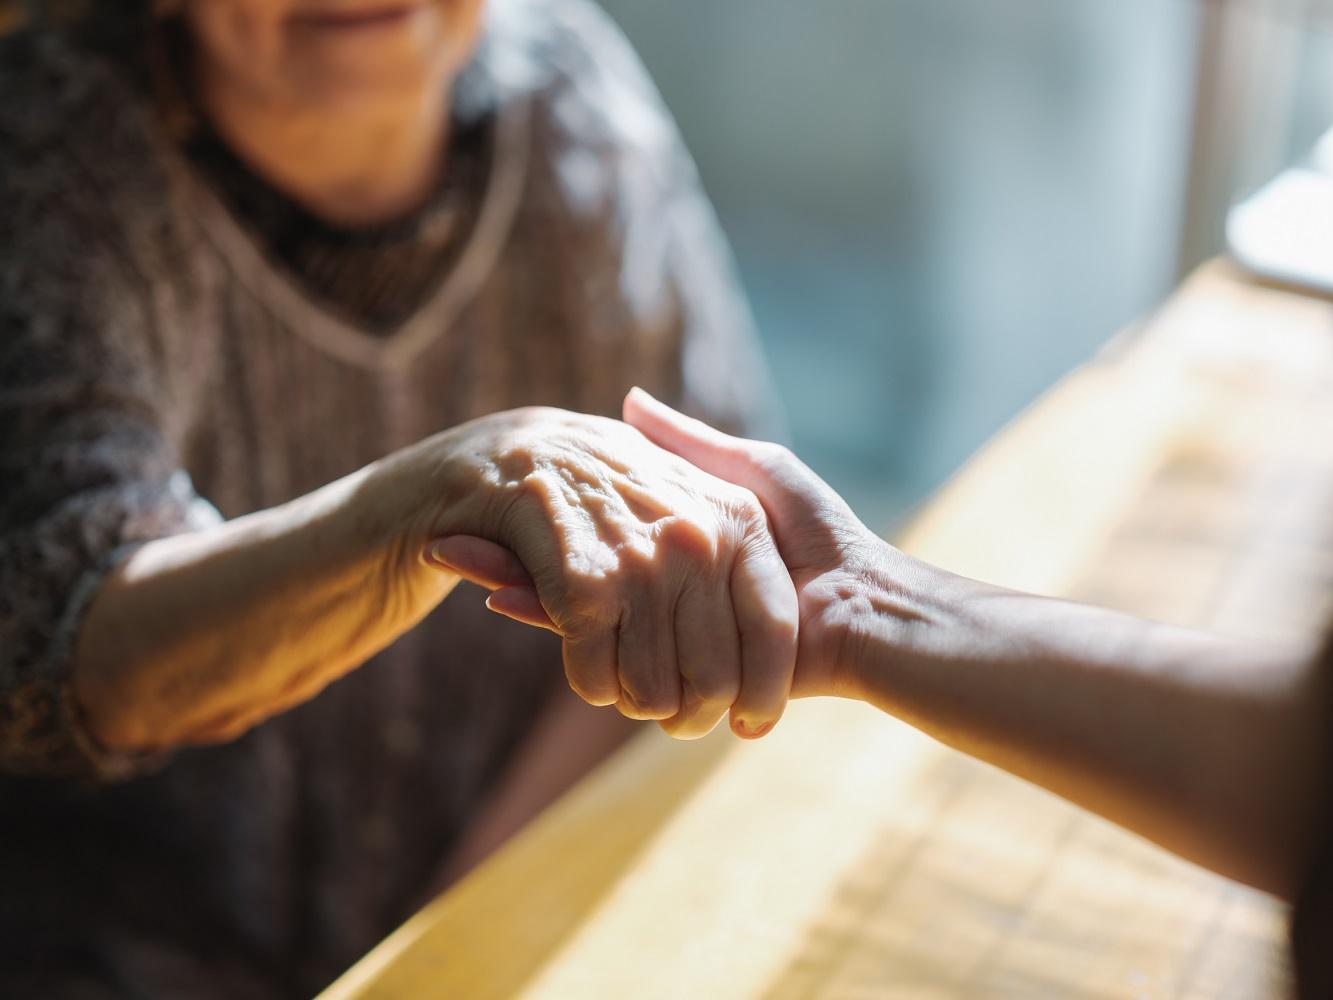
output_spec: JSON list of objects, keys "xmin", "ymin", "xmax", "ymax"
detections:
[
  {"xmin": 594, "ymin": 0, "xmax": 1333, "ymax": 532},
  {"xmin": 2, "ymin": 0, "xmax": 1329, "ymax": 531}
]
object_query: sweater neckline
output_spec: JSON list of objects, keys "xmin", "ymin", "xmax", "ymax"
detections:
[{"xmin": 178, "ymin": 95, "xmax": 532, "ymax": 372}]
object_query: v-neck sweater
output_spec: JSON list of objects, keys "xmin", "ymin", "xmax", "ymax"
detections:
[{"xmin": 0, "ymin": 1, "xmax": 780, "ymax": 995}]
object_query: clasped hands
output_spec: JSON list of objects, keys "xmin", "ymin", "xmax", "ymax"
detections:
[{"xmin": 420, "ymin": 388, "xmax": 900, "ymax": 742}]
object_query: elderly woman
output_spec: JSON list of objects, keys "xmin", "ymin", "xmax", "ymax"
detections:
[{"xmin": 0, "ymin": 1, "xmax": 796, "ymax": 995}]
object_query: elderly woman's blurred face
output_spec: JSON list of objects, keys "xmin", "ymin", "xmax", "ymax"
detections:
[{"xmin": 185, "ymin": 0, "xmax": 486, "ymax": 111}]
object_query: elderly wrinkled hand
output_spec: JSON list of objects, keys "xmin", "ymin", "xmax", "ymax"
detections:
[
  {"xmin": 421, "ymin": 407, "xmax": 798, "ymax": 741},
  {"xmin": 429, "ymin": 391, "xmax": 911, "ymax": 730}
]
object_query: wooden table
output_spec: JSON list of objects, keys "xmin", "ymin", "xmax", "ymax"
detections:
[{"xmin": 321, "ymin": 262, "xmax": 1333, "ymax": 999}]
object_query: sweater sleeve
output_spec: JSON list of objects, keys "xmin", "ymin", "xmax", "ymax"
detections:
[{"xmin": 0, "ymin": 33, "xmax": 220, "ymax": 780}]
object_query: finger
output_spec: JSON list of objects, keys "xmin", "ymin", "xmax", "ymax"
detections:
[
  {"xmin": 428, "ymin": 537, "xmax": 556, "ymax": 630},
  {"xmin": 486, "ymin": 586, "xmax": 558, "ymax": 632},
  {"xmin": 659, "ymin": 572, "xmax": 740, "ymax": 741},
  {"xmin": 625, "ymin": 389, "xmax": 848, "ymax": 570},
  {"xmin": 616, "ymin": 596, "xmax": 682, "ymax": 722},
  {"xmin": 563, "ymin": 628, "xmax": 622, "ymax": 708},
  {"xmin": 426, "ymin": 536, "xmax": 535, "ymax": 591},
  {"xmin": 728, "ymin": 532, "xmax": 799, "ymax": 740}
]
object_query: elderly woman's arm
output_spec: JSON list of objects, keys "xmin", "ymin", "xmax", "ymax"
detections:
[
  {"xmin": 70, "ymin": 407, "xmax": 800, "ymax": 758},
  {"xmin": 1, "ymin": 174, "xmax": 796, "ymax": 777},
  {"xmin": 70, "ymin": 443, "xmax": 450, "ymax": 752},
  {"xmin": 614, "ymin": 390, "xmax": 1329, "ymax": 901}
]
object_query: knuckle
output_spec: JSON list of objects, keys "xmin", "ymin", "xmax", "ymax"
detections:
[
  {"xmin": 657, "ymin": 713, "xmax": 721, "ymax": 742},
  {"xmin": 563, "ymin": 620, "xmax": 616, "ymax": 658},
  {"xmin": 682, "ymin": 669, "xmax": 740, "ymax": 707},
  {"xmin": 496, "ymin": 469, "xmax": 557, "ymax": 538},
  {"xmin": 568, "ymin": 676, "xmax": 619, "ymax": 707},
  {"xmin": 618, "ymin": 674, "xmax": 680, "ymax": 720},
  {"xmin": 490, "ymin": 441, "xmax": 538, "ymax": 485},
  {"xmin": 509, "ymin": 404, "xmax": 561, "ymax": 427},
  {"xmin": 720, "ymin": 486, "xmax": 766, "ymax": 528},
  {"xmin": 561, "ymin": 571, "xmax": 611, "ymax": 615},
  {"xmin": 558, "ymin": 560, "xmax": 634, "ymax": 627},
  {"xmin": 656, "ymin": 717, "xmax": 694, "ymax": 741},
  {"xmin": 514, "ymin": 467, "xmax": 558, "ymax": 508},
  {"xmin": 656, "ymin": 515, "xmax": 719, "ymax": 562},
  {"xmin": 563, "ymin": 663, "xmax": 619, "ymax": 708},
  {"xmin": 614, "ymin": 538, "xmax": 660, "ymax": 578},
  {"xmin": 618, "ymin": 697, "xmax": 666, "ymax": 722},
  {"xmin": 736, "ymin": 488, "xmax": 767, "ymax": 521}
]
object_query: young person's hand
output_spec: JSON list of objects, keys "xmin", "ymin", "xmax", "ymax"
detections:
[
  {"xmin": 624, "ymin": 392, "xmax": 1323, "ymax": 902},
  {"xmin": 622, "ymin": 389, "xmax": 950, "ymax": 703}
]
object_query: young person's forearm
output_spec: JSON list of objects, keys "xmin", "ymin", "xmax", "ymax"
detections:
[
  {"xmin": 845, "ymin": 558, "xmax": 1327, "ymax": 898},
  {"xmin": 614, "ymin": 393, "xmax": 1331, "ymax": 898},
  {"xmin": 72, "ymin": 450, "xmax": 456, "ymax": 753}
]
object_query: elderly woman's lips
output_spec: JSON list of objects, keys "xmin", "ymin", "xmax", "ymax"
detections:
[{"xmin": 290, "ymin": 5, "xmax": 422, "ymax": 30}]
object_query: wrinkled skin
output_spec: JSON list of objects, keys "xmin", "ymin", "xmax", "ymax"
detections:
[
  {"xmin": 427, "ymin": 394, "xmax": 905, "ymax": 734},
  {"xmin": 412, "ymin": 408, "xmax": 801, "ymax": 741}
]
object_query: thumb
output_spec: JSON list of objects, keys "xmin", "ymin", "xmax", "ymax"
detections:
[
  {"xmin": 623, "ymin": 388, "xmax": 816, "ymax": 521},
  {"xmin": 623, "ymin": 388, "xmax": 770, "ymax": 492},
  {"xmin": 624, "ymin": 389, "xmax": 862, "ymax": 573}
]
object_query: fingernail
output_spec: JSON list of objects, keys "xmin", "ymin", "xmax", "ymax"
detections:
[
  {"xmin": 736, "ymin": 719, "xmax": 775, "ymax": 740},
  {"xmin": 425, "ymin": 542, "xmax": 456, "ymax": 571}
]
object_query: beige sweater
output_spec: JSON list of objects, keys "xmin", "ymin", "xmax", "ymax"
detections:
[{"xmin": 0, "ymin": 1, "xmax": 777, "ymax": 994}]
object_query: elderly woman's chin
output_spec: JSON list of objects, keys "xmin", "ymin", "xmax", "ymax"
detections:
[
  {"xmin": 284, "ymin": 0, "xmax": 483, "ymax": 106},
  {"xmin": 188, "ymin": 0, "xmax": 486, "ymax": 112}
]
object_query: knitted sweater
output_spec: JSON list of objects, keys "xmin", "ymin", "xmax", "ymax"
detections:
[{"xmin": 0, "ymin": 2, "xmax": 777, "ymax": 994}]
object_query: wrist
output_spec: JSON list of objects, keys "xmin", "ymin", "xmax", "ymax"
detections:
[
  {"xmin": 361, "ymin": 410, "xmax": 545, "ymax": 575},
  {"xmin": 824, "ymin": 543, "xmax": 982, "ymax": 705},
  {"xmin": 333, "ymin": 440, "xmax": 467, "ymax": 618},
  {"xmin": 361, "ymin": 424, "xmax": 473, "ymax": 542}
]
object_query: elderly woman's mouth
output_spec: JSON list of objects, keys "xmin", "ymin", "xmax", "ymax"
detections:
[{"xmin": 289, "ymin": 4, "xmax": 427, "ymax": 32}]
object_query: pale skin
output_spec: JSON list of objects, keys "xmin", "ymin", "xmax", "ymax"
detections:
[{"xmin": 438, "ymin": 388, "xmax": 1329, "ymax": 903}]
